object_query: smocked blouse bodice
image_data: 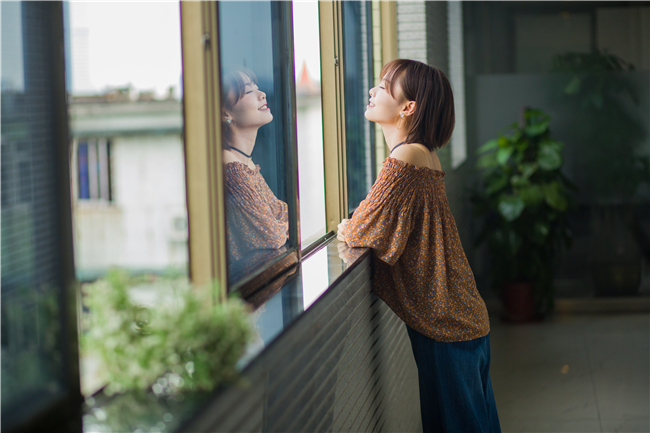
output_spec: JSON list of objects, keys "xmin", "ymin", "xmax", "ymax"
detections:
[
  {"xmin": 225, "ymin": 162, "xmax": 289, "ymax": 262},
  {"xmin": 346, "ymin": 157, "xmax": 490, "ymax": 342}
]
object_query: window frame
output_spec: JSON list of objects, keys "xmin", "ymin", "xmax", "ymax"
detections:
[
  {"xmin": 72, "ymin": 138, "xmax": 113, "ymax": 203},
  {"xmin": 180, "ymin": 0, "xmax": 398, "ymax": 300}
]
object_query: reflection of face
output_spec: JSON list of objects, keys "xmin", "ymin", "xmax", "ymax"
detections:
[
  {"xmin": 365, "ymin": 78, "xmax": 404, "ymax": 125},
  {"xmin": 228, "ymin": 80, "xmax": 273, "ymax": 129}
]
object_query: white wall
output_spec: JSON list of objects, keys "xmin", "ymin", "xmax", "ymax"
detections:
[{"xmin": 73, "ymin": 134, "xmax": 188, "ymax": 278}]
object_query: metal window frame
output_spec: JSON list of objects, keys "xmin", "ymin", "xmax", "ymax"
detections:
[
  {"xmin": 181, "ymin": 1, "xmax": 301, "ymax": 300},
  {"xmin": 180, "ymin": 1, "xmax": 228, "ymax": 301},
  {"xmin": 320, "ymin": 1, "xmax": 349, "ymax": 232},
  {"xmin": 181, "ymin": 0, "xmax": 399, "ymax": 298}
]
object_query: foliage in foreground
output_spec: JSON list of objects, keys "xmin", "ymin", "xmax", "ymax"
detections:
[{"xmin": 82, "ymin": 269, "xmax": 254, "ymax": 396}]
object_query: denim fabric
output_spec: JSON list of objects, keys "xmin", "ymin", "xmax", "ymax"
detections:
[{"xmin": 406, "ymin": 325, "xmax": 501, "ymax": 433}]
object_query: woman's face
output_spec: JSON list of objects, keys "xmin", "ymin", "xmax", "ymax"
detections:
[
  {"xmin": 365, "ymin": 78, "xmax": 405, "ymax": 124},
  {"xmin": 227, "ymin": 78, "xmax": 273, "ymax": 129}
]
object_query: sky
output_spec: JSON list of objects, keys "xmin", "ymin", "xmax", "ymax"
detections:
[
  {"xmin": 68, "ymin": 1, "xmax": 321, "ymax": 98},
  {"xmin": 69, "ymin": 1, "xmax": 183, "ymax": 98},
  {"xmin": 292, "ymin": 1, "xmax": 321, "ymax": 83}
]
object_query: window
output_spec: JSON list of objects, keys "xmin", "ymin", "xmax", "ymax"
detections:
[
  {"xmin": 66, "ymin": 1, "xmax": 186, "ymax": 283},
  {"xmin": 76, "ymin": 138, "xmax": 112, "ymax": 201},
  {"xmin": 342, "ymin": 1, "xmax": 376, "ymax": 213},
  {"xmin": 293, "ymin": 1, "xmax": 327, "ymax": 248},
  {"xmin": 217, "ymin": 1, "xmax": 299, "ymax": 289},
  {"xmin": 65, "ymin": 1, "xmax": 187, "ymax": 399}
]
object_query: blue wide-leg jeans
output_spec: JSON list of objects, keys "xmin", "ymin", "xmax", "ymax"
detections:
[{"xmin": 406, "ymin": 325, "xmax": 501, "ymax": 433}]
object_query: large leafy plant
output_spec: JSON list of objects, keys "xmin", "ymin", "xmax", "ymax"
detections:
[
  {"xmin": 82, "ymin": 269, "xmax": 254, "ymax": 396},
  {"xmin": 473, "ymin": 108, "xmax": 576, "ymax": 313}
]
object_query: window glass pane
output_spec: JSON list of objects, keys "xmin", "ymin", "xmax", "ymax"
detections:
[
  {"xmin": 293, "ymin": 1, "xmax": 326, "ymax": 247},
  {"xmin": 78, "ymin": 142, "xmax": 90, "ymax": 199},
  {"xmin": 65, "ymin": 1, "xmax": 186, "ymax": 396},
  {"xmin": 219, "ymin": 1, "xmax": 297, "ymax": 286},
  {"xmin": 67, "ymin": 2, "xmax": 186, "ymax": 282},
  {"xmin": 342, "ymin": 1, "xmax": 375, "ymax": 213},
  {"xmin": 1, "ymin": 2, "xmax": 70, "ymax": 428}
]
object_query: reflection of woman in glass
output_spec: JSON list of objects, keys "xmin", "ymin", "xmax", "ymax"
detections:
[{"xmin": 221, "ymin": 68, "xmax": 289, "ymax": 269}]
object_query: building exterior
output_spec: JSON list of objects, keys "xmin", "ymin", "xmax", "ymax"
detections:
[{"xmin": 68, "ymin": 93, "xmax": 188, "ymax": 280}]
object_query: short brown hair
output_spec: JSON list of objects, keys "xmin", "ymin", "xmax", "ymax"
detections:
[
  {"xmin": 380, "ymin": 59, "xmax": 455, "ymax": 150},
  {"xmin": 222, "ymin": 67, "xmax": 258, "ymax": 110},
  {"xmin": 221, "ymin": 67, "xmax": 258, "ymax": 146}
]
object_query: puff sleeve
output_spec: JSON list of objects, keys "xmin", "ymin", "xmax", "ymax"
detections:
[{"xmin": 345, "ymin": 158, "xmax": 424, "ymax": 266}]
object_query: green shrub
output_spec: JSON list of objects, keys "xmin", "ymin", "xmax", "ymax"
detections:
[{"xmin": 82, "ymin": 269, "xmax": 253, "ymax": 396}]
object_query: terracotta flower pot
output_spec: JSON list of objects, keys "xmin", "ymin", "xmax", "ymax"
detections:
[{"xmin": 502, "ymin": 281, "xmax": 537, "ymax": 322}]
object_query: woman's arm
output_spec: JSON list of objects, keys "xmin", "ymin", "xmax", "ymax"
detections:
[{"xmin": 339, "ymin": 159, "xmax": 420, "ymax": 266}]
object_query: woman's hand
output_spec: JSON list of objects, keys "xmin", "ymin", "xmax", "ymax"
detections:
[
  {"xmin": 337, "ymin": 240, "xmax": 350, "ymax": 264},
  {"xmin": 337, "ymin": 219, "xmax": 349, "ymax": 242}
]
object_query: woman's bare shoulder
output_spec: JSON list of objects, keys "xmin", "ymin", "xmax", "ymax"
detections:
[{"xmin": 391, "ymin": 143, "xmax": 431, "ymax": 169}]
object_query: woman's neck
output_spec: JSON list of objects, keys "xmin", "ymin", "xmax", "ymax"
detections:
[
  {"xmin": 381, "ymin": 124, "xmax": 408, "ymax": 154},
  {"xmin": 226, "ymin": 128, "xmax": 258, "ymax": 164}
]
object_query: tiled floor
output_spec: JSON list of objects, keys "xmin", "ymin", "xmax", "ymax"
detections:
[{"xmin": 490, "ymin": 313, "xmax": 650, "ymax": 433}]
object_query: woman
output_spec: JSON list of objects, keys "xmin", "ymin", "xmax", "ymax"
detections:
[
  {"xmin": 221, "ymin": 68, "xmax": 289, "ymax": 274},
  {"xmin": 338, "ymin": 59, "xmax": 501, "ymax": 433}
]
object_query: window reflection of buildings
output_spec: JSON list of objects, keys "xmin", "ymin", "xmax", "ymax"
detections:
[{"xmin": 69, "ymin": 87, "xmax": 188, "ymax": 280}]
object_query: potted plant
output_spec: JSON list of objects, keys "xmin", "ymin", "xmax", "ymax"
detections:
[
  {"xmin": 82, "ymin": 269, "xmax": 254, "ymax": 397},
  {"xmin": 472, "ymin": 108, "xmax": 576, "ymax": 321}
]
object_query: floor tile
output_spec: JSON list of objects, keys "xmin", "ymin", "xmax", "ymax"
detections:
[
  {"xmin": 500, "ymin": 419, "xmax": 602, "ymax": 433},
  {"xmin": 492, "ymin": 367, "xmax": 600, "ymax": 421},
  {"xmin": 490, "ymin": 313, "xmax": 650, "ymax": 431},
  {"xmin": 585, "ymin": 315, "xmax": 650, "ymax": 419},
  {"xmin": 601, "ymin": 419, "xmax": 650, "ymax": 433}
]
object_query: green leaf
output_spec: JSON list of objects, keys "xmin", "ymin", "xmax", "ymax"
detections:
[
  {"xmin": 537, "ymin": 142, "xmax": 562, "ymax": 171},
  {"xmin": 535, "ymin": 222, "xmax": 550, "ymax": 237},
  {"xmin": 497, "ymin": 195, "xmax": 525, "ymax": 221},
  {"xmin": 564, "ymin": 75, "xmax": 581, "ymax": 95},
  {"xmin": 518, "ymin": 184, "xmax": 545, "ymax": 206},
  {"xmin": 485, "ymin": 173, "xmax": 509, "ymax": 195},
  {"xmin": 477, "ymin": 138, "xmax": 499, "ymax": 154},
  {"xmin": 524, "ymin": 108, "xmax": 548, "ymax": 121},
  {"xmin": 524, "ymin": 120, "xmax": 549, "ymax": 136},
  {"xmin": 510, "ymin": 175, "xmax": 529, "ymax": 188},
  {"xmin": 543, "ymin": 181, "xmax": 568, "ymax": 211},
  {"xmin": 496, "ymin": 147, "xmax": 514, "ymax": 165},
  {"xmin": 519, "ymin": 162, "xmax": 538, "ymax": 178},
  {"xmin": 515, "ymin": 138, "xmax": 529, "ymax": 153}
]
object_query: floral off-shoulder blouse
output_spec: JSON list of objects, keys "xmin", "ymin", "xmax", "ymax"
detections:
[
  {"xmin": 345, "ymin": 157, "xmax": 490, "ymax": 342},
  {"xmin": 225, "ymin": 162, "xmax": 289, "ymax": 262}
]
